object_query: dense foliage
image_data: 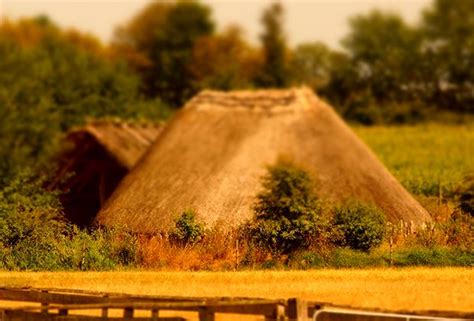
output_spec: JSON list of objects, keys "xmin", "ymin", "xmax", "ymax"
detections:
[
  {"xmin": 332, "ymin": 201, "xmax": 386, "ymax": 252},
  {"xmin": 0, "ymin": 17, "xmax": 169, "ymax": 182},
  {"xmin": 247, "ymin": 160, "xmax": 325, "ymax": 254},
  {"xmin": 111, "ymin": 0, "xmax": 473, "ymax": 121}
]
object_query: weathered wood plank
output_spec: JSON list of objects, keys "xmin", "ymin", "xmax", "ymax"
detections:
[
  {"xmin": 24, "ymin": 299, "xmax": 281, "ymax": 315},
  {"xmin": 0, "ymin": 288, "xmax": 107, "ymax": 304},
  {"xmin": 2, "ymin": 310, "xmax": 185, "ymax": 321},
  {"xmin": 1, "ymin": 287, "xmax": 265, "ymax": 304}
]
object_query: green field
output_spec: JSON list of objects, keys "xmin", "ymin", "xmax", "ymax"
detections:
[{"xmin": 354, "ymin": 123, "xmax": 474, "ymax": 197}]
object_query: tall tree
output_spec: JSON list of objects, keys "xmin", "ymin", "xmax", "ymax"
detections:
[
  {"xmin": 151, "ymin": 1, "xmax": 215, "ymax": 105},
  {"xmin": 342, "ymin": 10, "xmax": 421, "ymax": 102},
  {"xmin": 421, "ymin": 0, "xmax": 474, "ymax": 111},
  {"xmin": 111, "ymin": 1, "xmax": 215, "ymax": 106},
  {"xmin": 289, "ymin": 42, "xmax": 337, "ymax": 92},
  {"xmin": 111, "ymin": 2, "xmax": 172, "ymax": 71},
  {"xmin": 190, "ymin": 26, "xmax": 261, "ymax": 90},
  {"xmin": 256, "ymin": 2, "xmax": 289, "ymax": 88},
  {"xmin": 0, "ymin": 17, "xmax": 166, "ymax": 183}
]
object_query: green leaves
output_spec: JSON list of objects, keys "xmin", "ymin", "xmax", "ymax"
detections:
[
  {"xmin": 249, "ymin": 160, "xmax": 323, "ymax": 254},
  {"xmin": 171, "ymin": 210, "xmax": 206, "ymax": 246},
  {"xmin": 332, "ymin": 200, "xmax": 386, "ymax": 252},
  {"xmin": 256, "ymin": 2, "xmax": 289, "ymax": 88}
]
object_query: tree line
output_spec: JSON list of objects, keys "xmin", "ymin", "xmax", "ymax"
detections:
[
  {"xmin": 110, "ymin": 0, "xmax": 473, "ymax": 123},
  {"xmin": 0, "ymin": 0, "xmax": 472, "ymax": 191}
]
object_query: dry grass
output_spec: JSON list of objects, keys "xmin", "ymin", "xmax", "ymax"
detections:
[{"xmin": 1, "ymin": 268, "xmax": 473, "ymax": 312}]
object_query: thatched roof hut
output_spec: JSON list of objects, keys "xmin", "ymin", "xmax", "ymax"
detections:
[
  {"xmin": 54, "ymin": 121, "xmax": 162, "ymax": 227},
  {"xmin": 97, "ymin": 88, "xmax": 431, "ymax": 232}
]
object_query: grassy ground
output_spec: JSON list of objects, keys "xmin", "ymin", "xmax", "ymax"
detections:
[
  {"xmin": 1, "ymin": 268, "xmax": 473, "ymax": 313},
  {"xmin": 354, "ymin": 123, "xmax": 474, "ymax": 196}
]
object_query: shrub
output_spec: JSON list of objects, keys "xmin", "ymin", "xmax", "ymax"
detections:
[
  {"xmin": 247, "ymin": 159, "xmax": 325, "ymax": 254},
  {"xmin": 458, "ymin": 175, "xmax": 474, "ymax": 216},
  {"xmin": 332, "ymin": 200, "xmax": 386, "ymax": 252},
  {"xmin": 0, "ymin": 171, "xmax": 66, "ymax": 270},
  {"xmin": 170, "ymin": 210, "xmax": 205, "ymax": 246},
  {"xmin": 0, "ymin": 172, "xmax": 139, "ymax": 271},
  {"xmin": 62, "ymin": 227, "xmax": 139, "ymax": 270}
]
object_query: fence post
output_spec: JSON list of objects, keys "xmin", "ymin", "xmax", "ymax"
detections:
[
  {"xmin": 40, "ymin": 290, "xmax": 49, "ymax": 315},
  {"xmin": 58, "ymin": 309, "xmax": 68, "ymax": 316},
  {"xmin": 101, "ymin": 294, "xmax": 109, "ymax": 318},
  {"xmin": 198, "ymin": 307, "xmax": 215, "ymax": 321},
  {"xmin": 151, "ymin": 308, "xmax": 159, "ymax": 321},
  {"xmin": 287, "ymin": 298, "xmax": 307, "ymax": 321},
  {"xmin": 124, "ymin": 307, "xmax": 134, "ymax": 318}
]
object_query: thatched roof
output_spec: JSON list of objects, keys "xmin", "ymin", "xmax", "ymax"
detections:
[
  {"xmin": 96, "ymin": 88, "xmax": 431, "ymax": 232},
  {"xmin": 66, "ymin": 120, "xmax": 162, "ymax": 169},
  {"xmin": 53, "ymin": 120, "xmax": 162, "ymax": 227}
]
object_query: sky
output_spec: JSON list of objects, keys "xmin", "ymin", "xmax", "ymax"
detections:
[{"xmin": 1, "ymin": 0, "xmax": 430, "ymax": 49}]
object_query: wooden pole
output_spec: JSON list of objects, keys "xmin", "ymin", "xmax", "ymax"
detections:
[
  {"xmin": 287, "ymin": 298, "xmax": 307, "ymax": 321},
  {"xmin": 151, "ymin": 308, "xmax": 159, "ymax": 321},
  {"xmin": 123, "ymin": 307, "xmax": 134, "ymax": 318},
  {"xmin": 40, "ymin": 290, "xmax": 49, "ymax": 315},
  {"xmin": 198, "ymin": 306, "xmax": 215, "ymax": 321}
]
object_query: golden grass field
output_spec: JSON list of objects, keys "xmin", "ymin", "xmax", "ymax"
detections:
[{"xmin": 1, "ymin": 268, "xmax": 473, "ymax": 313}]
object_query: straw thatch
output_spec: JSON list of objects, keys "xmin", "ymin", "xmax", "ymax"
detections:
[
  {"xmin": 96, "ymin": 88, "xmax": 431, "ymax": 232},
  {"xmin": 54, "ymin": 120, "xmax": 162, "ymax": 227}
]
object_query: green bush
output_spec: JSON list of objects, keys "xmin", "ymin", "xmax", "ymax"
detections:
[
  {"xmin": 170, "ymin": 210, "xmax": 205, "ymax": 246},
  {"xmin": 247, "ymin": 159, "xmax": 325, "ymax": 254},
  {"xmin": 62, "ymin": 227, "xmax": 139, "ymax": 270},
  {"xmin": 0, "ymin": 173, "xmax": 139, "ymax": 271},
  {"xmin": 0, "ymin": 171, "xmax": 66, "ymax": 270},
  {"xmin": 332, "ymin": 200, "xmax": 386, "ymax": 252}
]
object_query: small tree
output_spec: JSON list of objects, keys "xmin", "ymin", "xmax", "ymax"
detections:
[
  {"xmin": 332, "ymin": 200, "xmax": 386, "ymax": 252},
  {"xmin": 248, "ymin": 159, "xmax": 323, "ymax": 254},
  {"xmin": 170, "ymin": 210, "xmax": 205, "ymax": 246}
]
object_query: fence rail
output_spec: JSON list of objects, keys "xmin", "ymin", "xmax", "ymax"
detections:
[{"xmin": 0, "ymin": 287, "xmax": 472, "ymax": 321}]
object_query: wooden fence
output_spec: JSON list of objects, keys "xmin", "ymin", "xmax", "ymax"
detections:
[{"xmin": 0, "ymin": 287, "xmax": 472, "ymax": 321}]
